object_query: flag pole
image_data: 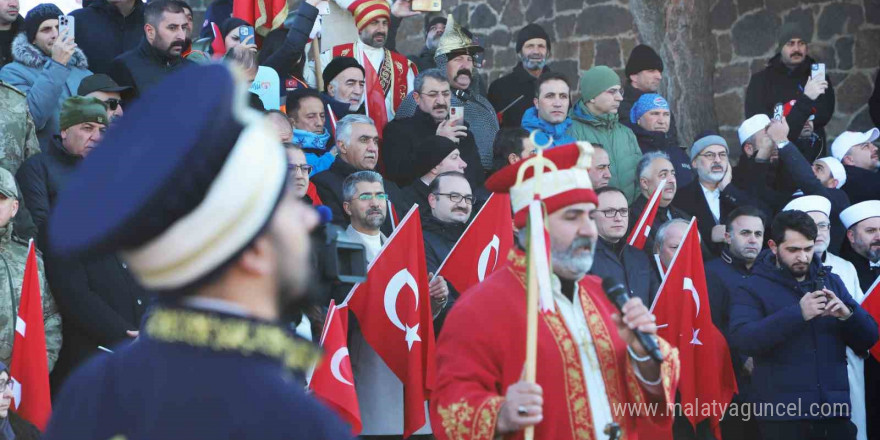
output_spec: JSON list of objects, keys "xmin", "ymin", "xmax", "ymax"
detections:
[{"xmin": 313, "ymin": 36, "xmax": 324, "ymax": 91}]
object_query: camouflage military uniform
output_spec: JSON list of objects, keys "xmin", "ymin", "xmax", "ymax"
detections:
[
  {"xmin": 0, "ymin": 81, "xmax": 40, "ymax": 240},
  {"xmin": 0, "ymin": 168, "xmax": 61, "ymax": 371}
]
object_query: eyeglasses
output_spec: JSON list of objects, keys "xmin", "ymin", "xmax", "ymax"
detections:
[
  {"xmin": 594, "ymin": 208, "xmax": 629, "ymax": 218},
  {"xmin": 419, "ymin": 91, "xmax": 452, "ymax": 99},
  {"xmin": 699, "ymin": 151, "xmax": 728, "ymax": 161},
  {"xmin": 104, "ymin": 98, "xmax": 123, "ymax": 111},
  {"xmin": 816, "ymin": 222, "xmax": 830, "ymax": 231},
  {"xmin": 287, "ymin": 164, "xmax": 313, "ymax": 175},
  {"xmin": 355, "ymin": 192, "xmax": 387, "ymax": 201},
  {"xmin": 0, "ymin": 379, "xmax": 11, "ymax": 392},
  {"xmin": 605, "ymin": 88, "xmax": 624, "ymax": 97},
  {"xmin": 434, "ymin": 192, "xmax": 475, "ymax": 205}
]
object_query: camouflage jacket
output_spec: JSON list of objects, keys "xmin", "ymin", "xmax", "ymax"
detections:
[
  {"xmin": 0, "ymin": 80, "xmax": 40, "ymax": 174},
  {"xmin": 0, "ymin": 225, "xmax": 61, "ymax": 371}
]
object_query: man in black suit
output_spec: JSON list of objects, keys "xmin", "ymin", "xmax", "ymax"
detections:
[{"xmin": 673, "ymin": 133, "xmax": 766, "ymax": 257}]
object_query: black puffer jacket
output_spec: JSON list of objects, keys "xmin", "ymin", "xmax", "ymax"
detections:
[
  {"xmin": 16, "ymin": 136, "xmax": 81, "ymax": 240},
  {"xmin": 71, "ymin": 0, "xmax": 145, "ymax": 75},
  {"xmin": 421, "ymin": 214, "xmax": 466, "ymax": 334},
  {"xmin": 0, "ymin": 16, "xmax": 23, "ymax": 67}
]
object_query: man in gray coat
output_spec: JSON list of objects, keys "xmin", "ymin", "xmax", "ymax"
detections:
[{"xmin": 0, "ymin": 4, "xmax": 91, "ymax": 151}]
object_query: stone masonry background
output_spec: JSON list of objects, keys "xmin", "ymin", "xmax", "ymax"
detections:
[{"xmin": 191, "ymin": 0, "xmax": 880, "ymax": 153}]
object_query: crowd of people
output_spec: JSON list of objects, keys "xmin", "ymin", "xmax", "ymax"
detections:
[{"xmin": 0, "ymin": 0, "xmax": 878, "ymax": 438}]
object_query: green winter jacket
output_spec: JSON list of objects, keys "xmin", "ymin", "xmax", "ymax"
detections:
[
  {"xmin": 567, "ymin": 101, "xmax": 643, "ymax": 203},
  {"xmin": 0, "ymin": 225, "xmax": 61, "ymax": 370}
]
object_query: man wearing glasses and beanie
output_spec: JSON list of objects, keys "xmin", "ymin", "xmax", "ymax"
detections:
[{"xmin": 77, "ymin": 73, "xmax": 130, "ymax": 123}]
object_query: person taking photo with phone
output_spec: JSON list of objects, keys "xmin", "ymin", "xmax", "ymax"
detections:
[
  {"xmin": 745, "ymin": 22, "xmax": 835, "ymax": 151},
  {"xmin": 0, "ymin": 4, "xmax": 92, "ymax": 151}
]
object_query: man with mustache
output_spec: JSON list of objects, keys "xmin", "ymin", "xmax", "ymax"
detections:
[
  {"xmin": 383, "ymin": 68, "xmax": 483, "ymax": 189},
  {"xmin": 730, "ymin": 210, "xmax": 877, "ymax": 440},
  {"xmin": 590, "ymin": 186, "xmax": 660, "ymax": 307},
  {"xmin": 520, "ymin": 71, "xmax": 576, "ymax": 148},
  {"xmin": 488, "ymin": 23, "xmax": 552, "ymax": 129},
  {"xmin": 840, "ymin": 200, "xmax": 880, "ymax": 440},
  {"xmin": 745, "ymin": 23, "xmax": 834, "ymax": 150},
  {"xmin": 409, "ymin": 15, "xmax": 445, "ymax": 72},
  {"xmin": 568, "ymin": 65, "xmax": 643, "ymax": 203},
  {"xmin": 322, "ymin": 56, "xmax": 364, "ymax": 121},
  {"xmin": 309, "ymin": 0, "xmax": 416, "ymax": 134},
  {"xmin": 620, "ymin": 45, "xmax": 680, "ymax": 145},
  {"xmin": 673, "ymin": 133, "xmax": 766, "ymax": 257},
  {"xmin": 396, "ymin": 15, "xmax": 499, "ymax": 173},
  {"xmin": 312, "ymin": 114, "xmax": 402, "ymax": 234},
  {"xmin": 0, "ymin": 0, "xmax": 21, "ymax": 67},
  {"xmin": 628, "ymin": 93, "xmax": 693, "ymax": 188},
  {"xmin": 109, "ymin": 0, "xmax": 193, "ymax": 99},
  {"xmin": 783, "ymin": 195, "xmax": 868, "ymax": 440},
  {"xmin": 628, "ymin": 151, "xmax": 690, "ymax": 252},
  {"xmin": 588, "ymin": 144, "xmax": 612, "ymax": 189},
  {"xmin": 286, "ymin": 88, "xmax": 336, "ymax": 175},
  {"xmin": 430, "ymin": 142, "xmax": 680, "ymax": 440},
  {"xmin": 831, "ymin": 128, "xmax": 880, "ymax": 204}
]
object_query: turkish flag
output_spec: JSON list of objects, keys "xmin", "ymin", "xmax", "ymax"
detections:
[
  {"xmin": 9, "ymin": 241, "xmax": 51, "ymax": 430},
  {"xmin": 650, "ymin": 219, "xmax": 737, "ymax": 439},
  {"xmin": 343, "ymin": 207, "xmax": 436, "ymax": 437},
  {"xmin": 232, "ymin": 0, "xmax": 288, "ymax": 38},
  {"xmin": 438, "ymin": 193, "xmax": 514, "ymax": 294},
  {"xmin": 310, "ymin": 301, "xmax": 362, "ymax": 434},
  {"xmin": 627, "ymin": 178, "xmax": 667, "ymax": 250},
  {"xmin": 209, "ymin": 22, "xmax": 226, "ymax": 58},
  {"xmin": 862, "ymin": 277, "xmax": 880, "ymax": 362}
]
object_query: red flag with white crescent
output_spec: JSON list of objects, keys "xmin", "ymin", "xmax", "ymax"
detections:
[
  {"xmin": 437, "ymin": 193, "xmax": 514, "ymax": 295},
  {"xmin": 342, "ymin": 206, "xmax": 436, "ymax": 437},
  {"xmin": 627, "ymin": 178, "xmax": 667, "ymax": 250},
  {"xmin": 861, "ymin": 277, "xmax": 880, "ymax": 362},
  {"xmin": 310, "ymin": 301, "xmax": 362, "ymax": 434},
  {"xmin": 233, "ymin": 0, "xmax": 288, "ymax": 37},
  {"xmin": 9, "ymin": 241, "xmax": 51, "ymax": 430},
  {"xmin": 650, "ymin": 219, "xmax": 737, "ymax": 439}
]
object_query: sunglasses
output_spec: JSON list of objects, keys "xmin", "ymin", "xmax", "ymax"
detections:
[{"xmin": 104, "ymin": 98, "xmax": 123, "ymax": 111}]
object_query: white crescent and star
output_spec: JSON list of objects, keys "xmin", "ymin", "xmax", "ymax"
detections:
[
  {"xmin": 477, "ymin": 235, "xmax": 500, "ymax": 282},
  {"xmin": 383, "ymin": 269, "xmax": 422, "ymax": 351},
  {"xmin": 683, "ymin": 277, "xmax": 703, "ymax": 345},
  {"xmin": 329, "ymin": 347, "xmax": 353, "ymax": 386}
]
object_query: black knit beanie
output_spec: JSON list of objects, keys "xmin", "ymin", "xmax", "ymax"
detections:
[
  {"xmin": 220, "ymin": 17, "xmax": 250, "ymax": 39},
  {"xmin": 424, "ymin": 15, "xmax": 446, "ymax": 34},
  {"xmin": 25, "ymin": 4, "xmax": 63, "ymax": 43},
  {"xmin": 625, "ymin": 44, "xmax": 664, "ymax": 77},
  {"xmin": 412, "ymin": 136, "xmax": 458, "ymax": 178},
  {"xmin": 515, "ymin": 23, "xmax": 551, "ymax": 53}
]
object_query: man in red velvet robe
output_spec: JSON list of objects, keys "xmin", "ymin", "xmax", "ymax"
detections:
[{"xmin": 430, "ymin": 142, "xmax": 680, "ymax": 440}]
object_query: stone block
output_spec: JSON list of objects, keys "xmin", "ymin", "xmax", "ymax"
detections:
[
  {"xmin": 486, "ymin": 29, "xmax": 512, "ymax": 48},
  {"xmin": 525, "ymin": 0, "xmax": 553, "ymax": 22},
  {"xmin": 550, "ymin": 60, "xmax": 579, "ymax": 86},
  {"xmin": 487, "ymin": 0, "xmax": 505, "ymax": 13},
  {"xmin": 809, "ymin": 42, "xmax": 836, "ymax": 70},
  {"xmin": 554, "ymin": 14, "xmax": 579, "ymax": 41},
  {"xmin": 731, "ymin": 11, "xmax": 780, "ymax": 57},
  {"xmin": 817, "ymin": 3, "xmax": 864, "ymax": 40},
  {"xmin": 595, "ymin": 38, "xmax": 622, "ymax": 68},
  {"xmin": 620, "ymin": 38, "xmax": 637, "ymax": 65},
  {"xmin": 717, "ymin": 34, "xmax": 732, "ymax": 64},
  {"xmin": 750, "ymin": 58, "xmax": 766, "ymax": 75},
  {"xmin": 737, "ymin": 0, "xmax": 764, "ymax": 15},
  {"xmin": 500, "ymin": 0, "xmax": 524, "ymax": 26},
  {"xmin": 836, "ymin": 72, "xmax": 872, "ymax": 114},
  {"xmin": 714, "ymin": 62, "xmax": 751, "ymax": 94},
  {"xmin": 470, "ymin": 3, "xmax": 497, "ymax": 29},
  {"xmin": 576, "ymin": 5, "xmax": 634, "ymax": 37},
  {"xmin": 867, "ymin": 0, "xmax": 880, "ymax": 25},
  {"xmin": 855, "ymin": 28, "xmax": 880, "ymax": 68},
  {"xmin": 494, "ymin": 48, "xmax": 517, "ymax": 70},
  {"xmin": 849, "ymin": 107, "xmax": 873, "ymax": 132},
  {"xmin": 555, "ymin": 41, "xmax": 580, "ymax": 60},
  {"xmin": 835, "ymin": 37, "xmax": 854, "ymax": 71},
  {"xmin": 579, "ymin": 40, "xmax": 596, "ymax": 70},
  {"xmin": 711, "ymin": 0, "xmax": 736, "ymax": 31},
  {"xmin": 714, "ymin": 91, "xmax": 744, "ymax": 127}
]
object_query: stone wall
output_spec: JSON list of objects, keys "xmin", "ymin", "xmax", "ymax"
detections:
[{"xmin": 190, "ymin": 0, "xmax": 880, "ymax": 149}]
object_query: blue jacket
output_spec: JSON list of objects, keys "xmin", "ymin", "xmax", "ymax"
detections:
[
  {"xmin": 0, "ymin": 34, "xmax": 92, "ymax": 151},
  {"xmin": 729, "ymin": 250, "xmax": 879, "ymax": 420},
  {"xmin": 520, "ymin": 107, "xmax": 575, "ymax": 148}
]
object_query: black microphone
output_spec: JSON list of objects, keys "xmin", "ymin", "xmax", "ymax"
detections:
[{"xmin": 602, "ymin": 277, "xmax": 664, "ymax": 363}]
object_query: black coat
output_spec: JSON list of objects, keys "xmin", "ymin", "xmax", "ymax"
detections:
[
  {"xmin": 16, "ymin": 137, "xmax": 81, "ymax": 240},
  {"xmin": 672, "ymin": 180, "xmax": 764, "ymax": 257},
  {"xmin": 409, "ymin": 46, "xmax": 436, "ymax": 73},
  {"xmin": 704, "ymin": 249, "xmax": 754, "ymax": 383},
  {"xmin": 421, "ymin": 215, "xmax": 466, "ymax": 334},
  {"xmin": 381, "ymin": 108, "xmax": 485, "ymax": 189},
  {"xmin": 0, "ymin": 16, "xmax": 23, "ymax": 67},
  {"xmin": 487, "ymin": 63, "xmax": 547, "ymax": 129},
  {"xmin": 45, "ymin": 245, "xmax": 150, "ymax": 393},
  {"xmin": 71, "ymin": 0, "xmax": 145, "ymax": 75},
  {"xmin": 397, "ymin": 179, "xmax": 431, "ymax": 220},
  {"xmin": 257, "ymin": 1, "xmax": 316, "ymax": 86},
  {"xmin": 109, "ymin": 39, "xmax": 194, "ymax": 99},
  {"xmin": 842, "ymin": 165, "xmax": 880, "ymax": 205},
  {"xmin": 745, "ymin": 54, "xmax": 835, "ymax": 147},
  {"xmin": 872, "ymin": 69, "xmax": 880, "ymax": 127},
  {"xmin": 589, "ymin": 238, "xmax": 660, "ymax": 306},
  {"xmin": 628, "ymin": 193, "xmax": 691, "ymax": 253},
  {"xmin": 310, "ymin": 158, "xmax": 402, "ymax": 235},
  {"xmin": 629, "ymin": 123, "xmax": 694, "ymax": 188},
  {"xmin": 619, "ymin": 82, "xmax": 680, "ymax": 145},
  {"xmin": 839, "ymin": 244, "xmax": 880, "ymax": 294}
]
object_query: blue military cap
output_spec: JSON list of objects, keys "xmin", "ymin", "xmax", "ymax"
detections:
[{"xmin": 48, "ymin": 64, "xmax": 289, "ymax": 291}]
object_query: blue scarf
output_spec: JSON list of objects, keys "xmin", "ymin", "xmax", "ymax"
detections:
[
  {"xmin": 520, "ymin": 107, "xmax": 575, "ymax": 148},
  {"xmin": 292, "ymin": 128, "xmax": 331, "ymax": 153}
]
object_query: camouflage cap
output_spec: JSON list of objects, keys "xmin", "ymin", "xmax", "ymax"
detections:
[
  {"xmin": 0, "ymin": 168, "xmax": 19, "ymax": 200},
  {"xmin": 60, "ymin": 96, "xmax": 108, "ymax": 131}
]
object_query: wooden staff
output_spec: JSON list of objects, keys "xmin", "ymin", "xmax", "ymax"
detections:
[{"xmin": 312, "ymin": 36, "xmax": 324, "ymax": 91}]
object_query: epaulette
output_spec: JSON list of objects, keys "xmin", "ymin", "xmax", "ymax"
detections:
[
  {"xmin": 10, "ymin": 234, "xmax": 41, "ymax": 256},
  {"xmin": 0, "ymin": 81, "xmax": 26, "ymax": 98}
]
